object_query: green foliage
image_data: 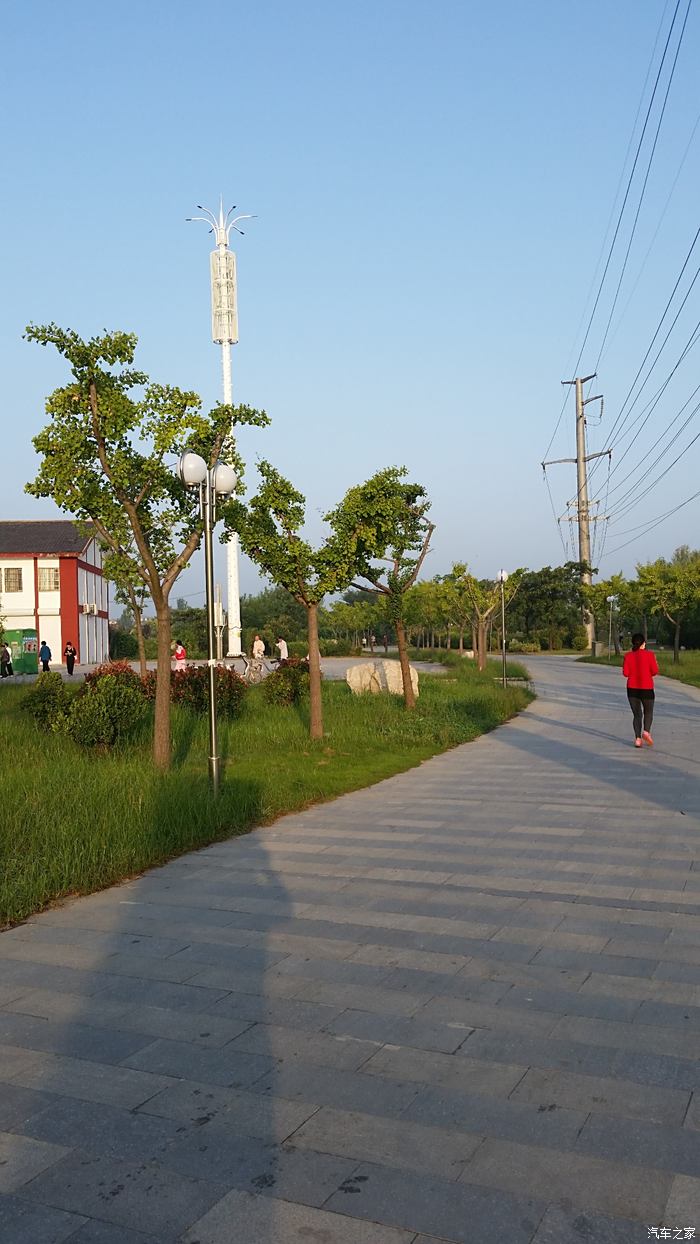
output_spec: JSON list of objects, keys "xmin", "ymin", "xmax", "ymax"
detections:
[
  {"xmin": 262, "ymin": 657, "xmax": 311, "ymax": 706},
  {"xmin": 571, "ymin": 627, "xmax": 589, "ymax": 651},
  {"xmin": 110, "ymin": 630, "xmax": 139, "ymax": 659},
  {"xmin": 21, "ymin": 673, "xmax": 73, "ymax": 732},
  {"xmin": 25, "ymin": 322, "xmax": 269, "ymax": 767},
  {"xmin": 241, "ymin": 586, "xmax": 308, "ymax": 640},
  {"xmin": 171, "ymin": 665, "xmax": 247, "ymax": 718},
  {"xmin": 84, "ymin": 660, "xmax": 143, "ymax": 691},
  {"xmin": 508, "ymin": 638, "xmax": 541, "ymax": 654},
  {"xmin": 1, "ymin": 669, "xmax": 533, "ymax": 927},
  {"xmin": 67, "ymin": 678, "xmax": 147, "ymax": 748}
]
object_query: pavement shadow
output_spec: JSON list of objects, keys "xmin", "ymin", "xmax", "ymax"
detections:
[{"xmin": 0, "ymin": 767, "xmax": 310, "ymax": 1241}]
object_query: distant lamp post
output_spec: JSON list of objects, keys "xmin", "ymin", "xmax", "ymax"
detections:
[
  {"xmin": 498, "ymin": 570, "xmax": 509, "ymax": 689},
  {"xmin": 177, "ymin": 451, "xmax": 237, "ymax": 795},
  {"xmin": 606, "ymin": 595, "xmax": 617, "ymax": 662}
]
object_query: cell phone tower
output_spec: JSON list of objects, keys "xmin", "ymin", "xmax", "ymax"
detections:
[{"xmin": 187, "ymin": 198, "xmax": 254, "ymax": 657}]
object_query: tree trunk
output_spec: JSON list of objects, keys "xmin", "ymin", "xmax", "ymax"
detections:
[
  {"xmin": 458, "ymin": 625, "xmax": 464, "ymax": 655},
  {"xmin": 477, "ymin": 620, "xmax": 487, "ymax": 672},
  {"xmin": 307, "ymin": 602, "xmax": 323, "ymax": 739},
  {"xmin": 153, "ymin": 600, "xmax": 172, "ymax": 771},
  {"xmin": 472, "ymin": 624, "xmax": 478, "ymax": 658},
  {"xmin": 613, "ymin": 628, "xmax": 621, "ymax": 657},
  {"xmin": 395, "ymin": 618, "xmax": 416, "ymax": 709},
  {"xmin": 674, "ymin": 619, "xmax": 681, "ymax": 664},
  {"xmin": 134, "ymin": 605, "xmax": 147, "ymax": 678},
  {"xmin": 642, "ymin": 613, "xmax": 648, "ymax": 641}
]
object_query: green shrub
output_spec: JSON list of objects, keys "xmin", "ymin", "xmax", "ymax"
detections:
[
  {"xmin": 84, "ymin": 660, "xmax": 143, "ymax": 692},
  {"xmin": 67, "ymin": 678, "xmax": 147, "ymax": 748},
  {"xmin": 571, "ymin": 627, "xmax": 589, "ymax": 651},
  {"xmin": 171, "ymin": 664, "xmax": 247, "ymax": 718},
  {"xmin": 109, "ymin": 631, "xmax": 138, "ymax": 659},
  {"xmin": 508, "ymin": 639, "xmax": 540, "ymax": 654},
  {"xmin": 262, "ymin": 657, "xmax": 311, "ymax": 706},
  {"xmin": 21, "ymin": 673, "xmax": 72, "ymax": 732}
]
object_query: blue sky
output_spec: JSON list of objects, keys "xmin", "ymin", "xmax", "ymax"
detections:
[{"xmin": 3, "ymin": 1, "xmax": 699, "ymax": 607}]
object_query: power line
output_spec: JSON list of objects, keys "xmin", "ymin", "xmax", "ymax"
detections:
[
  {"xmin": 605, "ymin": 415, "xmax": 700, "ymax": 524},
  {"xmin": 586, "ymin": 227, "xmax": 700, "ymax": 492},
  {"xmin": 598, "ymin": 106, "xmax": 700, "ymax": 368},
  {"xmin": 540, "ymin": 1, "xmax": 676, "ymax": 463},
  {"xmin": 592, "ymin": 0, "xmax": 693, "ymax": 371},
  {"xmin": 601, "ymin": 483, "xmax": 700, "ymax": 558}
]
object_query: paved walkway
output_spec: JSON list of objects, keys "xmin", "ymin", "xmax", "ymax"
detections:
[{"xmin": 1, "ymin": 657, "xmax": 699, "ymax": 1243}]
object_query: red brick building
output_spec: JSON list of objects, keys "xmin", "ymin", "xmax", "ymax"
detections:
[{"xmin": 0, "ymin": 521, "xmax": 109, "ymax": 665}]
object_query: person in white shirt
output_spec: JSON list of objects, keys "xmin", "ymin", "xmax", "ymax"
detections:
[
  {"xmin": 275, "ymin": 637, "xmax": 289, "ymax": 662},
  {"xmin": 252, "ymin": 634, "xmax": 265, "ymax": 660}
]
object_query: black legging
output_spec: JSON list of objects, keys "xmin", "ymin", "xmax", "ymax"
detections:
[{"xmin": 627, "ymin": 689, "xmax": 654, "ymax": 739}]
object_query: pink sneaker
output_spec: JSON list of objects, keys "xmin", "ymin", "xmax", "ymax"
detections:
[
  {"xmin": 643, "ymin": 731, "xmax": 654, "ymax": 746},
  {"xmin": 634, "ymin": 738, "xmax": 643, "ymax": 748}
]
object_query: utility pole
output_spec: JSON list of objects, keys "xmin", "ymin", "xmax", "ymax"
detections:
[{"xmin": 542, "ymin": 374, "xmax": 609, "ymax": 650}]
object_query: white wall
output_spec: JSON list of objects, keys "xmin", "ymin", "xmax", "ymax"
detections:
[{"xmin": 0, "ymin": 557, "xmax": 35, "ymax": 620}]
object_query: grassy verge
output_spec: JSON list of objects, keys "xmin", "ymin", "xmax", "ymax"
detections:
[
  {"xmin": 578, "ymin": 650, "xmax": 700, "ymax": 689},
  {"xmin": 1, "ymin": 663, "xmax": 532, "ymax": 926}
]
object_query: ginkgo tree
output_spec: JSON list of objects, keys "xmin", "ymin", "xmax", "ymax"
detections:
[
  {"xmin": 329, "ymin": 468, "xmax": 435, "ymax": 709},
  {"xmin": 26, "ymin": 323, "xmax": 268, "ymax": 769}
]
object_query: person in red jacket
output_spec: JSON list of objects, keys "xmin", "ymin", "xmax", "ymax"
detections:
[{"xmin": 622, "ymin": 633, "xmax": 659, "ymax": 748}]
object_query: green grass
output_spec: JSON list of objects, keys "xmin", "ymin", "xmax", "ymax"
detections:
[
  {"xmin": 0, "ymin": 663, "xmax": 533, "ymax": 927},
  {"xmin": 578, "ymin": 649, "xmax": 700, "ymax": 689}
]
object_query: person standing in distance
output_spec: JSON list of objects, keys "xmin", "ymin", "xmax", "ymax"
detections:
[
  {"xmin": 623, "ymin": 633, "xmax": 659, "ymax": 748},
  {"xmin": 39, "ymin": 640, "xmax": 52, "ymax": 673},
  {"xmin": 252, "ymin": 634, "xmax": 265, "ymax": 660},
  {"xmin": 63, "ymin": 640, "xmax": 77, "ymax": 676},
  {"xmin": 275, "ymin": 636, "xmax": 288, "ymax": 662}
]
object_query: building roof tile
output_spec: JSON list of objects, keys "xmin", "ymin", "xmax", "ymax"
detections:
[{"xmin": 0, "ymin": 521, "xmax": 93, "ymax": 556}]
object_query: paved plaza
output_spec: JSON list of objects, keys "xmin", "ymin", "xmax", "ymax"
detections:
[{"xmin": 1, "ymin": 655, "xmax": 699, "ymax": 1242}]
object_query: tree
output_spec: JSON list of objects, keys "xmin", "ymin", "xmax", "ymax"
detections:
[
  {"xmin": 227, "ymin": 462, "xmax": 391, "ymax": 738},
  {"xmin": 637, "ymin": 548, "xmax": 700, "ymax": 662},
  {"xmin": 26, "ymin": 323, "xmax": 268, "ymax": 769},
  {"xmin": 509, "ymin": 563, "xmax": 589, "ymax": 650},
  {"xmin": 331, "ymin": 469, "xmax": 434, "ymax": 709},
  {"xmin": 460, "ymin": 570, "xmax": 523, "ymax": 671},
  {"xmin": 441, "ymin": 564, "xmax": 479, "ymax": 654},
  {"xmin": 102, "ymin": 547, "xmax": 151, "ymax": 675}
]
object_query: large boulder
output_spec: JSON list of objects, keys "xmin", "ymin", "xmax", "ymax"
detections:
[{"xmin": 346, "ymin": 659, "xmax": 419, "ymax": 698}]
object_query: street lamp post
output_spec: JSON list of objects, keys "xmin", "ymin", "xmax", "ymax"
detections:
[
  {"xmin": 177, "ymin": 452, "xmax": 237, "ymax": 795},
  {"xmin": 606, "ymin": 595, "xmax": 617, "ymax": 662},
  {"xmin": 498, "ymin": 570, "xmax": 509, "ymax": 689}
]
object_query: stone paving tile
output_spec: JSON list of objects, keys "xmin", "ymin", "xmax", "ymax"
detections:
[
  {"xmin": 2, "ymin": 986, "xmax": 133, "ymax": 1027},
  {"xmin": 576, "ymin": 1112, "xmax": 700, "ymax": 1178},
  {"xmin": 5, "ymin": 922, "xmax": 192, "ymax": 958},
  {"xmin": 403, "ymin": 1081, "xmax": 587, "ymax": 1148},
  {"xmin": 664, "ymin": 1173, "xmax": 700, "ymax": 1222},
  {"xmin": 207, "ymin": 992, "xmax": 343, "ymax": 1032},
  {"xmin": 0, "ymin": 1041, "xmax": 47, "ymax": 1084},
  {"xmin": 283, "ymin": 979, "xmax": 428, "ymax": 1016},
  {"xmin": 418, "ymin": 995, "xmax": 561, "ymax": 1036},
  {"xmin": 510, "ymin": 1065, "xmax": 690, "ymax": 1126},
  {"xmin": 550, "ymin": 1013, "xmax": 700, "ymax": 1060},
  {"xmin": 685, "ymin": 1092, "xmax": 700, "ymax": 1130},
  {"xmin": 121, "ymin": 1037, "xmax": 277, "ymax": 1088},
  {"xmin": 322, "ymin": 1160, "xmax": 545, "ymax": 1244},
  {"xmin": 18, "ymin": 1096, "xmax": 186, "ymax": 1163},
  {"xmin": 0, "ymin": 1192, "xmax": 85, "ymax": 1244},
  {"xmin": 362, "ymin": 1045, "xmax": 524, "ymax": 1097},
  {"xmin": 322, "ymin": 1007, "xmax": 472, "ymax": 1054},
  {"xmin": 181, "ymin": 1189, "xmax": 416, "ymax": 1244},
  {"xmin": 9, "ymin": 1051, "xmax": 176, "ymax": 1109},
  {"xmin": 65, "ymin": 1220, "xmax": 160, "ymax": 1243},
  {"xmin": 0, "ymin": 1011, "xmax": 152, "ymax": 1064},
  {"xmin": 500, "ymin": 983, "xmax": 642, "ymax": 1022},
  {"xmin": 138, "ymin": 1079, "xmax": 318, "ymax": 1140},
  {"xmin": 22, "ymin": 1150, "xmax": 228, "ymax": 1241},
  {"xmin": 0, "ymin": 1131, "xmax": 70, "ymax": 1192},
  {"xmin": 227, "ymin": 1022, "xmax": 378, "ymax": 1071},
  {"xmin": 89, "ymin": 975, "xmax": 229, "ymax": 1013},
  {"xmin": 0, "ymin": 1083, "xmax": 58, "ymax": 1131},
  {"xmin": 291, "ymin": 1105, "xmax": 482, "ymax": 1179},
  {"xmin": 529, "ymin": 1204, "xmax": 648, "ymax": 1244},
  {"xmin": 461, "ymin": 1135, "xmax": 671, "ymax": 1221},
  {"xmin": 250, "ymin": 1062, "xmax": 420, "ymax": 1118}
]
